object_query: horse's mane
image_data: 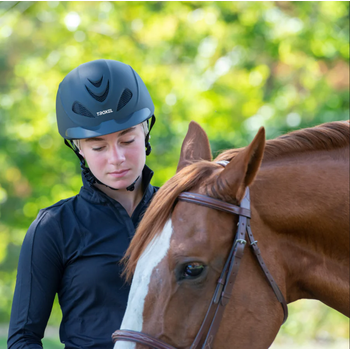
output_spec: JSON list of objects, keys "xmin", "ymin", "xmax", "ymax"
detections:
[
  {"xmin": 124, "ymin": 120, "xmax": 349, "ymax": 280},
  {"xmin": 216, "ymin": 120, "xmax": 349, "ymax": 163}
]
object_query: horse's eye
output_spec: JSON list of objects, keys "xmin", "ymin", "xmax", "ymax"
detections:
[{"xmin": 184, "ymin": 263, "xmax": 204, "ymax": 278}]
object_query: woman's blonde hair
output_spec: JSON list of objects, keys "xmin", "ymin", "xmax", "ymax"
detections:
[{"xmin": 73, "ymin": 120, "xmax": 149, "ymax": 150}]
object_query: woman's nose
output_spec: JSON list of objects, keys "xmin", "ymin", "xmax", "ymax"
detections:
[{"xmin": 108, "ymin": 145, "xmax": 126, "ymax": 165}]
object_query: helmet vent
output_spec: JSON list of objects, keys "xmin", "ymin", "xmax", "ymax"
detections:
[
  {"xmin": 88, "ymin": 77, "xmax": 103, "ymax": 88},
  {"xmin": 72, "ymin": 102, "xmax": 95, "ymax": 118},
  {"xmin": 85, "ymin": 81, "xmax": 109, "ymax": 102},
  {"xmin": 117, "ymin": 88, "xmax": 133, "ymax": 111}
]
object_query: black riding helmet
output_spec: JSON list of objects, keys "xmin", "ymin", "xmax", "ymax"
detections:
[{"xmin": 56, "ymin": 59, "xmax": 156, "ymax": 190}]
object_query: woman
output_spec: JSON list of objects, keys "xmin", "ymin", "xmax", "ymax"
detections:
[{"xmin": 8, "ymin": 59, "xmax": 158, "ymax": 348}]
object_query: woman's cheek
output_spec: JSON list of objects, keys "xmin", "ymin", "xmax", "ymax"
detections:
[{"xmin": 87, "ymin": 152, "xmax": 105, "ymax": 168}]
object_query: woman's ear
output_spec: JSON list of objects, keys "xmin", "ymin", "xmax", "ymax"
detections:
[{"xmin": 79, "ymin": 149, "xmax": 85, "ymax": 158}]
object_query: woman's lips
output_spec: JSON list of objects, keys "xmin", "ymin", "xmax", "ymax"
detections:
[{"xmin": 108, "ymin": 169, "xmax": 130, "ymax": 178}]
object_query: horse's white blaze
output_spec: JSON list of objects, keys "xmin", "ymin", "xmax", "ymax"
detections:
[{"xmin": 114, "ymin": 220, "xmax": 173, "ymax": 349}]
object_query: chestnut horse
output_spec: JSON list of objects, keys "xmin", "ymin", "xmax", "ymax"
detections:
[{"xmin": 114, "ymin": 121, "xmax": 349, "ymax": 349}]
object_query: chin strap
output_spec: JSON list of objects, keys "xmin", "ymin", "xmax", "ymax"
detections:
[
  {"xmin": 145, "ymin": 115, "xmax": 156, "ymax": 156},
  {"xmin": 125, "ymin": 176, "xmax": 139, "ymax": 191}
]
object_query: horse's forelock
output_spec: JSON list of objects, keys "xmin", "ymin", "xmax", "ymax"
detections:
[{"xmin": 123, "ymin": 161, "xmax": 218, "ymax": 282}]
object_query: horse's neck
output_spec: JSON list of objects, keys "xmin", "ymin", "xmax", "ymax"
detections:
[{"xmin": 252, "ymin": 147, "xmax": 349, "ymax": 316}]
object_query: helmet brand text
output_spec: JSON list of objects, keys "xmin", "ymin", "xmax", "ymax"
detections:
[{"xmin": 97, "ymin": 109, "xmax": 113, "ymax": 116}]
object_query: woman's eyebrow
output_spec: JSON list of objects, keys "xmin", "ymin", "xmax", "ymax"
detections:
[
  {"xmin": 85, "ymin": 137, "xmax": 105, "ymax": 142},
  {"xmin": 118, "ymin": 126, "xmax": 136, "ymax": 136}
]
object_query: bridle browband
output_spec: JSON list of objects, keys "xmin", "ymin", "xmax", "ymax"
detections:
[{"xmin": 113, "ymin": 161, "xmax": 288, "ymax": 349}]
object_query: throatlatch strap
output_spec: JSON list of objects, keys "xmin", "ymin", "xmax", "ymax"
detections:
[{"xmin": 246, "ymin": 221, "xmax": 288, "ymax": 324}]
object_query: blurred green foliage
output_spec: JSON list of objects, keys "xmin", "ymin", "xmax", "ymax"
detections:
[{"xmin": 0, "ymin": 1, "xmax": 348, "ymax": 348}]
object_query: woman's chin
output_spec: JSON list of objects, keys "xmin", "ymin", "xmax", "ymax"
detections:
[
  {"xmin": 107, "ymin": 181, "xmax": 127, "ymax": 190},
  {"xmin": 95, "ymin": 172, "xmax": 140, "ymax": 191},
  {"xmin": 106, "ymin": 179, "xmax": 135, "ymax": 191}
]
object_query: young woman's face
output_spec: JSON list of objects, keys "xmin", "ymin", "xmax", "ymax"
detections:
[{"xmin": 79, "ymin": 124, "xmax": 146, "ymax": 190}]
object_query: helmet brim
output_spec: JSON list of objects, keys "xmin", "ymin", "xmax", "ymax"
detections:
[{"xmin": 64, "ymin": 107, "xmax": 153, "ymax": 139}]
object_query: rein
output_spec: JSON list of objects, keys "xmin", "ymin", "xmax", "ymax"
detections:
[{"xmin": 113, "ymin": 163, "xmax": 288, "ymax": 349}]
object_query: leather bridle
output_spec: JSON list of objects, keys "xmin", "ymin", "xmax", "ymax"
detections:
[{"xmin": 113, "ymin": 162, "xmax": 288, "ymax": 349}]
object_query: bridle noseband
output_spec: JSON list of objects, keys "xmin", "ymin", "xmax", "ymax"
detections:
[{"xmin": 113, "ymin": 162, "xmax": 288, "ymax": 349}]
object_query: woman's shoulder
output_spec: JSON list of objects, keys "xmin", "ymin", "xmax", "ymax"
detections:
[
  {"xmin": 42, "ymin": 195, "xmax": 79, "ymax": 211},
  {"xmin": 24, "ymin": 195, "xmax": 85, "ymax": 257},
  {"xmin": 35, "ymin": 196, "xmax": 76, "ymax": 221},
  {"xmin": 27, "ymin": 195, "xmax": 80, "ymax": 238}
]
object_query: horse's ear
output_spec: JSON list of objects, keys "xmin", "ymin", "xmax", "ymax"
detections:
[
  {"xmin": 177, "ymin": 121, "xmax": 212, "ymax": 173},
  {"xmin": 217, "ymin": 127, "xmax": 265, "ymax": 202}
]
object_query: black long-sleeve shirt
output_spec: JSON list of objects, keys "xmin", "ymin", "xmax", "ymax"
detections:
[{"xmin": 8, "ymin": 166, "xmax": 158, "ymax": 349}]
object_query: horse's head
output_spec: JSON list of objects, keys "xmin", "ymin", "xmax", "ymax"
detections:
[{"xmin": 115, "ymin": 122, "xmax": 286, "ymax": 349}]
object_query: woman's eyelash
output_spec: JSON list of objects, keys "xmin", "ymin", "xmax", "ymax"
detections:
[{"xmin": 91, "ymin": 139, "xmax": 134, "ymax": 150}]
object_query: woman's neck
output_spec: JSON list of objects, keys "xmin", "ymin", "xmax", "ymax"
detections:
[{"xmin": 95, "ymin": 175, "xmax": 144, "ymax": 216}]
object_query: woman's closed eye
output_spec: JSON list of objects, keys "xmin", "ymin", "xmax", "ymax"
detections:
[
  {"xmin": 122, "ymin": 139, "xmax": 135, "ymax": 145},
  {"xmin": 91, "ymin": 139, "xmax": 134, "ymax": 151}
]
